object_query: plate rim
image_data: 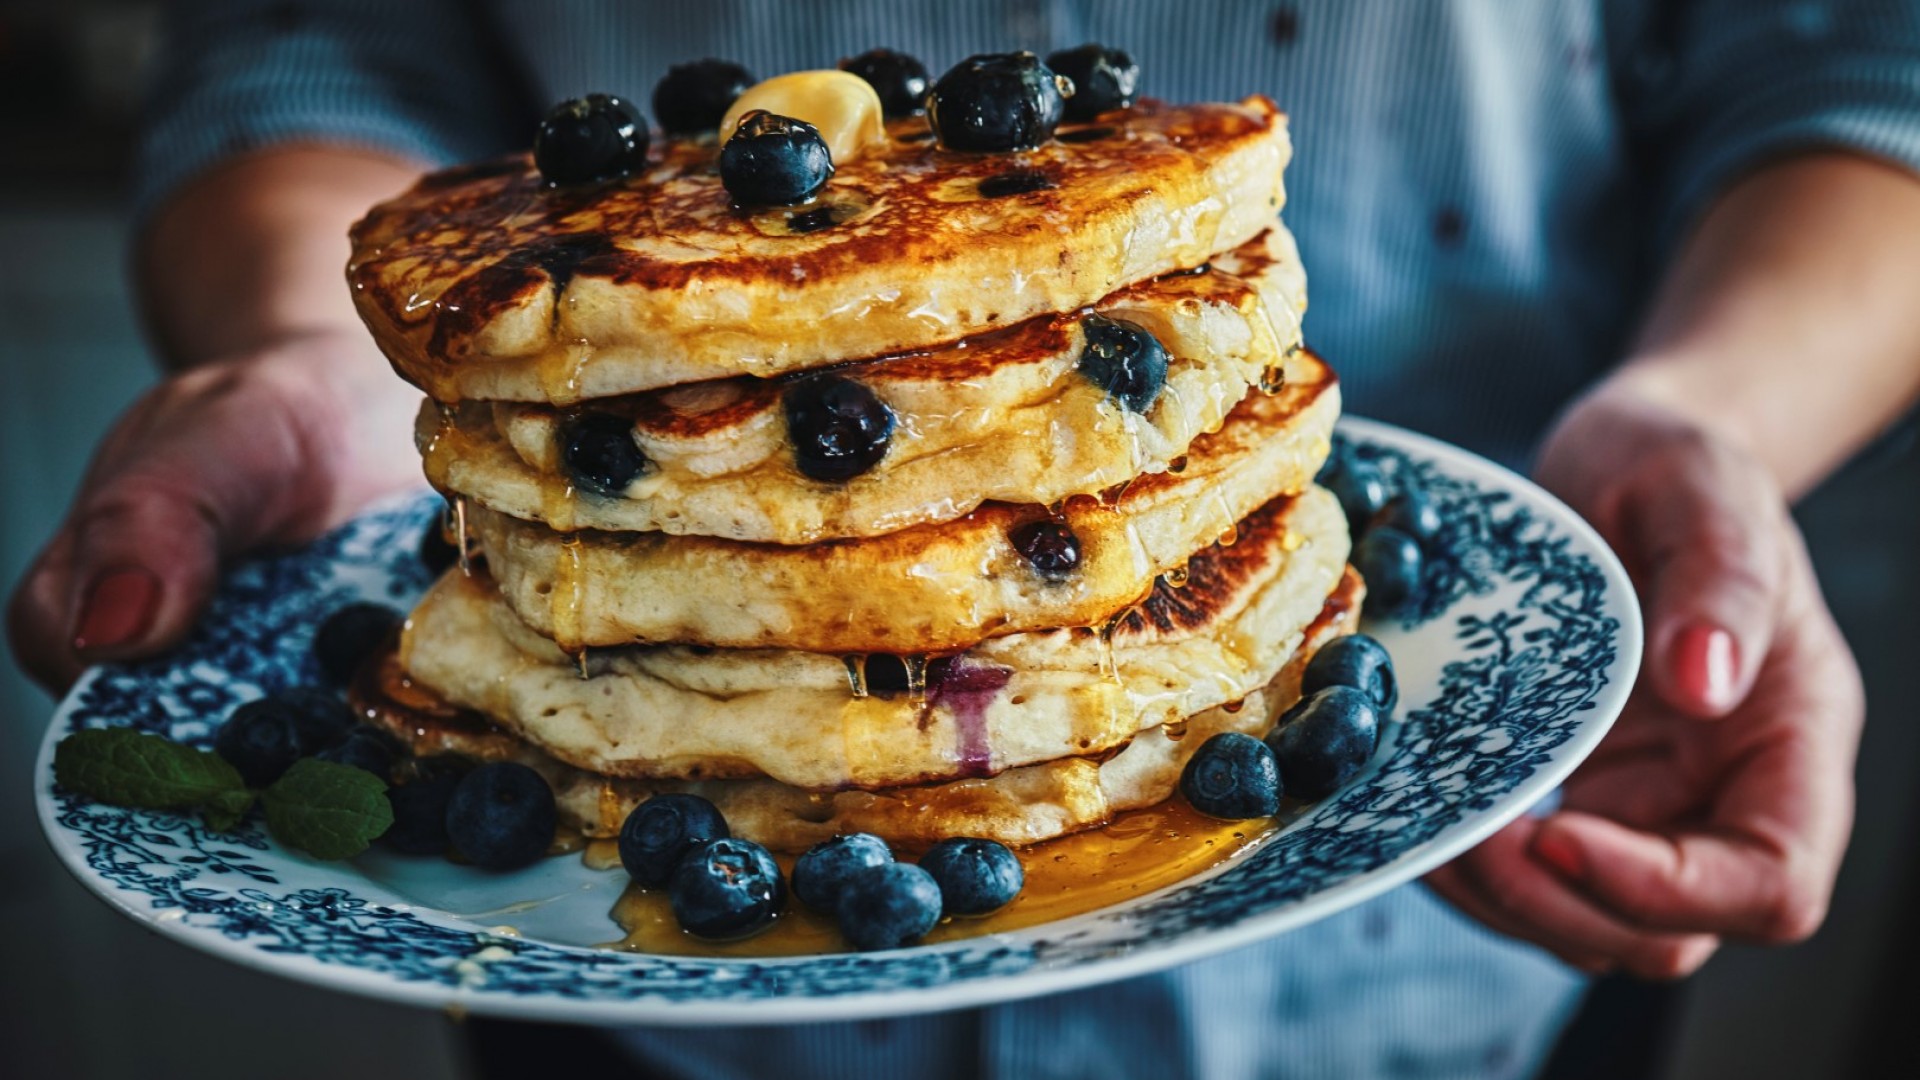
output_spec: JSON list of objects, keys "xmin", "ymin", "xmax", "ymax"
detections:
[{"xmin": 34, "ymin": 416, "xmax": 1642, "ymax": 1025}]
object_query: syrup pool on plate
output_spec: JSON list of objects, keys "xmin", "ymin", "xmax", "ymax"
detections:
[{"xmin": 598, "ymin": 797, "xmax": 1275, "ymax": 957}]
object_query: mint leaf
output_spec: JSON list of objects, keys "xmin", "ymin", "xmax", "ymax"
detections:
[
  {"xmin": 262, "ymin": 758, "xmax": 393, "ymax": 860},
  {"xmin": 200, "ymin": 787, "xmax": 257, "ymax": 832},
  {"xmin": 55, "ymin": 728, "xmax": 247, "ymax": 809}
]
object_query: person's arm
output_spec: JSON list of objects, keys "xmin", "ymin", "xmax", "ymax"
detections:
[
  {"xmin": 1427, "ymin": 151, "xmax": 1919, "ymax": 975},
  {"xmin": 7, "ymin": 146, "xmax": 427, "ymax": 689}
]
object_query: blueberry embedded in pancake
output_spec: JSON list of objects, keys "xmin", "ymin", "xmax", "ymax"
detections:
[{"xmin": 348, "ymin": 97, "xmax": 1291, "ymax": 404}]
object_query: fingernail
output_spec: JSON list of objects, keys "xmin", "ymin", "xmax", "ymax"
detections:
[
  {"xmin": 1533, "ymin": 828, "xmax": 1585, "ymax": 880},
  {"xmin": 1672, "ymin": 622, "xmax": 1738, "ymax": 712},
  {"xmin": 73, "ymin": 569, "xmax": 161, "ymax": 654}
]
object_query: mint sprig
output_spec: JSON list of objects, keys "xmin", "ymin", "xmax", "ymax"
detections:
[
  {"xmin": 55, "ymin": 727, "xmax": 248, "ymax": 817},
  {"xmin": 54, "ymin": 727, "xmax": 393, "ymax": 860},
  {"xmin": 261, "ymin": 758, "xmax": 394, "ymax": 860}
]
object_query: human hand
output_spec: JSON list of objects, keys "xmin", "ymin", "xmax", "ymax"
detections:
[
  {"xmin": 7, "ymin": 328, "xmax": 424, "ymax": 691},
  {"xmin": 1425, "ymin": 383, "xmax": 1864, "ymax": 977}
]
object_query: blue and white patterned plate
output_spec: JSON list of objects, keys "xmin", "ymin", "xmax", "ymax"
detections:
[{"xmin": 35, "ymin": 419, "xmax": 1639, "ymax": 1025}]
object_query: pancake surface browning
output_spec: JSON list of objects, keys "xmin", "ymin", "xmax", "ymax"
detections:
[
  {"xmin": 363, "ymin": 568, "xmax": 1361, "ymax": 851},
  {"xmin": 350, "ymin": 99, "xmax": 1290, "ymax": 404},
  {"xmin": 423, "ymin": 228, "xmax": 1308, "ymax": 542},
  {"xmin": 474, "ymin": 362, "xmax": 1336, "ymax": 652},
  {"xmin": 401, "ymin": 487, "xmax": 1348, "ymax": 791}
]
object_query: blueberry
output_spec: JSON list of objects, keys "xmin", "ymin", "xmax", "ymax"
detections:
[
  {"xmin": 1045, "ymin": 43, "xmax": 1139, "ymax": 121},
  {"xmin": 383, "ymin": 757, "xmax": 466, "ymax": 855},
  {"xmin": 278, "ymin": 686, "xmax": 358, "ymax": 750},
  {"xmin": 927, "ymin": 52, "xmax": 1068, "ymax": 152},
  {"xmin": 793, "ymin": 833, "xmax": 894, "ymax": 912},
  {"xmin": 419, "ymin": 507, "xmax": 461, "ymax": 575},
  {"xmin": 560, "ymin": 411, "xmax": 647, "ymax": 496},
  {"xmin": 214, "ymin": 699, "xmax": 307, "ymax": 787},
  {"xmin": 1301, "ymin": 633, "xmax": 1398, "ymax": 715},
  {"xmin": 1354, "ymin": 527, "xmax": 1425, "ymax": 619},
  {"xmin": 918, "ymin": 837, "xmax": 1024, "ymax": 916},
  {"xmin": 1078, "ymin": 313, "xmax": 1169, "ymax": 413},
  {"xmin": 1010, "ymin": 520, "xmax": 1082, "ymax": 578},
  {"xmin": 1179, "ymin": 731, "xmax": 1282, "ymax": 819},
  {"xmin": 445, "ymin": 762, "xmax": 557, "ymax": 870},
  {"xmin": 619, "ymin": 794, "xmax": 731, "ymax": 887},
  {"xmin": 669, "ymin": 838, "xmax": 786, "ymax": 939},
  {"xmin": 1268, "ymin": 686, "xmax": 1380, "ymax": 801},
  {"xmin": 840, "ymin": 48, "xmax": 931, "ymax": 118},
  {"xmin": 720, "ymin": 111, "xmax": 835, "ymax": 207},
  {"xmin": 534, "ymin": 94, "xmax": 649, "ymax": 185},
  {"xmin": 1322, "ymin": 457, "xmax": 1389, "ymax": 538},
  {"xmin": 784, "ymin": 375, "xmax": 894, "ymax": 481},
  {"xmin": 313, "ymin": 602, "xmax": 402, "ymax": 686},
  {"xmin": 316, "ymin": 729, "xmax": 400, "ymax": 782},
  {"xmin": 1371, "ymin": 492, "xmax": 1442, "ymax": 546},
  {"xmin": 653, "ymin": 58, "xmax": 755, "ymax": 135},
  {"xmin": 836, "ymin": 863, "xmax": 943, "ymax": 951}
]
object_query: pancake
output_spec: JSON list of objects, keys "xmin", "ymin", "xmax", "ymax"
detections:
[
  {"xmin": 423, "ymin": 228, "xmax": 1309, "ymax": 543},
  {"xmin": 472, "ymin": 367, "xmax": 1337, "ymax": 652},
  {"xmin": 400, "ymin": 486, "xmax": 1349, "ymax": 792},
  {"xmin": 349, "ymin": 98, "xmax": 1290, "ymax": 404},
  {"xmin": 361, "ymin": 567, "xmax": 1362, "ymax": 851}
]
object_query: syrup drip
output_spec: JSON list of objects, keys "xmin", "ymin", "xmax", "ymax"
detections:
[
  {"xmin": 552, "ymin": 535, "xmax": 588, "ymax": 670},
  {"xmin": 903, "ymin": 654, "xmax": 929, "ymax": 702},
  {"xmin": 1094, "ymin": 616, "xmax": 1122, "ymax": 681},
  {"xmin": 1216, "ymin": 522, "xmax": 1240, "ymax": 548},
  {"xmin": 1168, "ymin": 455, "xmax": 1189, "ymax": 474},
  {"xmin": 605, "ymin": 799, "xmax": 1274, "ymax": 957},
  {"xmin": 842, "ymin": 655, "xmax": 870, "ymax": 698},
  {"xmin": 453, "ymin": 496, "xmax": 472, "ymax": 576},
  {"xmin": 1222, "ymin": 700, "xmax": 1246, "ymax": 714},
  {"xmin": 1161, "ymin": 716, "xmax": 1191, "ymax": 742},
  {"xmin": 1163, "ymin": 565, "xmax": 1190, "ymax": 589},
  {"xmin": 1258, "ymin": 361, "xmax": 1287, "ymax": 395}
]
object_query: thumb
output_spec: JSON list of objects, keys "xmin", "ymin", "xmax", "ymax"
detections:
[{"xmin": 1624, "ymin": 438, "xmax": 1786, "ymax": 718}]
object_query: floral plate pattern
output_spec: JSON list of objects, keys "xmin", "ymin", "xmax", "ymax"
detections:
[{"xmin": 35, "ymin": 418, "xmax": 1640, "ymax": 1025}]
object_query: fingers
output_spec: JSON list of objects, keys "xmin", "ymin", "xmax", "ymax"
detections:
[
  {"xmin": 1431, "ymin": 819, "xmax": 1719, "ymax": 979},
  {"xmin": 1622, "ymin": 432, "xmax": 1788, "ymax": 719},
  {"xmin": 7, "ymin": 529, "xmax": 83, "ymax": 691}
]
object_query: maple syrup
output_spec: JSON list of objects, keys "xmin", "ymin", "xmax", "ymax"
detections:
[{"xmin": 606, "ymin": 798, "xmax": 1273, "ymax": 958}]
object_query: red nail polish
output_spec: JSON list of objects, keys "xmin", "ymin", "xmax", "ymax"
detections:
[
  {"xmin": 1673, "ymin": 622, "xmax": 1739, "ymax": 712},
  {"xmin": 1533, "ymin": 829, "xmax": 1585, "ymax": 880},
  {"xmin": 73, "ymin": 569, "xmax": 161, "ymax": 654}
]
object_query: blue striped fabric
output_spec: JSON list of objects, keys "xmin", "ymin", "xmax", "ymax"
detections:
[{"xmin": 133, "ymin": 2, "xmax": 1920, "ymax": 1076}]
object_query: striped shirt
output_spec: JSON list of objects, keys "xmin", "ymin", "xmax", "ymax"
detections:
[{"xmin": 137, "ymin": 3, "xmax": 1920, "ymax": 1077}]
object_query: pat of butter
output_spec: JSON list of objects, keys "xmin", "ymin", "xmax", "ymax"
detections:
[{"xmin": 719, "ymin": 70, "xmax": 889, "ymax": 164}]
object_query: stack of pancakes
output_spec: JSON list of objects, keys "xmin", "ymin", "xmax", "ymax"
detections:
[{"xmin": 346, "ymin": 92, "xmax": 1360, "ymax": 852}]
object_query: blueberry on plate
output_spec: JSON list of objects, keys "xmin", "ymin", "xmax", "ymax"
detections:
[
  {"xmin": 1009, "ymin": 520, "xmax": 1082, "ymax": 578},
  {"xmin": 720, "ymin": 111, "xmax": 835, "ymax": 206},
  {"xmin": 278, "ymin": 686, "xmax": 358, "ymax": 750},
  {"xmin": 1354, "ymin": 527, "xmax": 1425, "ymax": 619},
  {"xmin": 383, "ymin": 757, "xmax": 467, "ymax": 855},
  {"xmin": 534, "ymin": 94, "xmax": 649, "ymax": 185},
  {"xmin": 918, "ymin": 837, "xmax": 1024, "ymax": 916},
  {"xmin": 927, "ymin": 52, "xmax": 1068, "ymax": 152},
  {"xmin": 1267, "ymin": 686, "xmax": 1380, "ymax": 801},
  {"xmin": 1179, "ymin": 731, "xmax": 1282, "ymax": 819},
  {"xmin": 840, "ymin": 48, "xmax": 931, "ymax": 117},
  {"xmin": 214, "ymin": 698, "xmax": 308, "ymax": 787},
  {"xmin": 670, "ymin": 838, "xmax": 786, "ymax": 939},
  {"xmin": 1045, "ymin": 43, "xmax": 1139, "ymax": 121},
  {"xmin": 1371, "ymin": 491, "xmax": 1442, "ymax": 546},
  {"xmin": 1321, "ymin": 456, "xmax": 1389, "ymax": 539},
  {"xmin": 836, "ymin": 862, "xmax": 943, "ymax": 951},
  {"xmin": 1078, "ymin": 313, "xmax": 1169, "ymax": 414},
  {"xmin": 653, "ymin": 58, "xmax": 755, "ymax": 135},
  {"xmin": 783, "ymin": 375, "xmax": 895, "ymax": 481},
  {"xmin": 620, "ymin": 793, "xmax": 731, "ymax": 887},
  {"xmin": 1301, "ymin": 633, "xmax": 1398, "ymax": 715},
  {"xmin": 315, "ymin": 728, "xmax": 401, "ymax": 782},
  {"xmin": 313, "ymin": 602, "xmax": 403, "ymax": 686},
  {"xmin": 793, "ymin": 832, "xmax": 894, "ymax": 912},
  {"xmin": 445, "ymin": 762, "xmax": 557, "ymax": 871},
  {"xmin": 560, "ymin": 411, "xmax": 647, "ymax": 497}
]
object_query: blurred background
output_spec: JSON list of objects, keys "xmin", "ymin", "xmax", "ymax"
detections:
[{"xmin": 3, "ymin": 2, "xmax": 1917, "ymax": 1077}]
